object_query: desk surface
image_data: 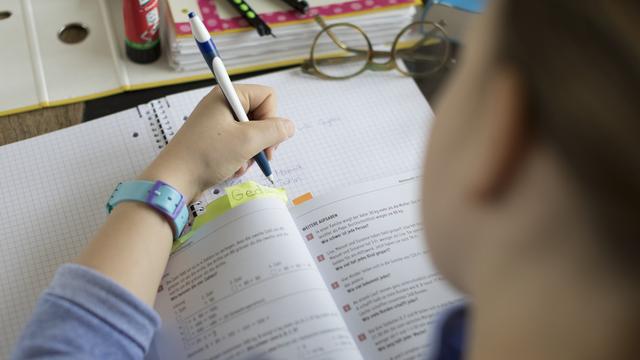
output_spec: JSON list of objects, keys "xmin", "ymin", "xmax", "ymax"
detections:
[{"xmin": 0, "ymin": 47, "xmax": 456, "ymax": 147}]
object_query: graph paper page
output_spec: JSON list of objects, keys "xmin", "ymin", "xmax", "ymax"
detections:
[
  {"xmin": 0, "ymin": 107, "xmax": 159, "ymax": 358},
  {"xmin": 166, "ymin": 69, "xmax": 434, "ymax": 205}
]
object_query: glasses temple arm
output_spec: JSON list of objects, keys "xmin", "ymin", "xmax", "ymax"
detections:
[{"xmin": 314, "ymin": 15, "xmax": 373, "ymax": 55}]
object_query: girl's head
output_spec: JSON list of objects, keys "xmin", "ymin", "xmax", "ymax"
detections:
[{"xmin": 422, "ymin": 1, "xmax": 640, "ymax": 293}]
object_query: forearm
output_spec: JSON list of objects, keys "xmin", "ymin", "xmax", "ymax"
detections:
[
  {"xmin": 75, "ymin": 160, "xmax": 198, "ymax": 307},
  {"xmin": 75, "ymin": 201, "xmax": 173, "ymax": 306}
]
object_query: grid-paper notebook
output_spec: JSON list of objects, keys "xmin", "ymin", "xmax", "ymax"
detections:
[{"xmin": 0, "ymin": 68, "xmax": 433, "ymax": 358}]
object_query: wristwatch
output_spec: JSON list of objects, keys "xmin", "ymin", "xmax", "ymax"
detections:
[{"xmin": 106, "ymin": 180, "xmax": 189, "ymax": 239}]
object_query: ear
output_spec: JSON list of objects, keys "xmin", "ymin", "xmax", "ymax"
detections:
[{"xmin": 471, "ymin": 68, "xmax": 529, "ymax": 201}]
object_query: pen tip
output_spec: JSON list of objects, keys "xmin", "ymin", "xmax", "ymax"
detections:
[
  {"xmin": 188, "ymin": 11, "xmax": 196, "ymax": 19},
  {"xmin": 271, "ymin": 33, "xmax": 277, "ymax": 39},
  {"xmin": 267, "ymin": 175, "xmax": 275, "ymax": 185}
]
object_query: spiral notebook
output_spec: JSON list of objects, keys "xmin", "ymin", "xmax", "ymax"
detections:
[{"xmin": 0, "ymin": 68, "xmax": 433, "ymax": 357}]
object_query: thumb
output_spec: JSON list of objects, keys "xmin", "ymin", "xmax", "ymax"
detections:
[{"xmin": 240, "ymin": 118, "xmax": 295, "ymax": 155}]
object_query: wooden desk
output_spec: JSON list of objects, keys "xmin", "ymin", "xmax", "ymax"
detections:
[{"xmin": 0, "ymin": 104, "xmax": 84, "ymax": 146}]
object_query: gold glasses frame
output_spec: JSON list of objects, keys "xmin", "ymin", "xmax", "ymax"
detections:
[{"xmin": 302, "ymin": 15, "xmax": 451, "ymax": 80}]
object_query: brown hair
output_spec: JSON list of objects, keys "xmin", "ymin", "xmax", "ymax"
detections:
[{"xmin": 498, "ymin": 1, "xmax": 640, "ymax": 271}]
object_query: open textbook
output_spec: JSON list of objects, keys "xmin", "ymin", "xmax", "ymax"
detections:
[{"xmin": 150, "ymin": 174, "xmax": 462, "ymax": 360}]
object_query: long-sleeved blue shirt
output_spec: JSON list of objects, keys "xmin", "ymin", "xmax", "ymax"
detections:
[
  {"xmin": 11, "ymin": 264, "xmax": 160, "ymax": 360},
  {"xmin": 11, "ymin": 264, "xmax": 465, "ymax": 360}
]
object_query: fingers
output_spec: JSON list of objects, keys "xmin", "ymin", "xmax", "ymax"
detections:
[
  {"xmin": 237, "ymin": 85, "xmax": 278, "ymax": 120},
  {"xmin": 264, "ymin": 144, "xmax": 280, "ymax": 161},
  {"xmin": 234, "ymin": 159, "xmax": 255, "ymax": 178},
  {"xmin": 237, "ymin": 117, "xmax": 295, "ymax": 159},
  {"xmin": 203, "ymin": 84, "xmax": 277, "ymax": 120}
]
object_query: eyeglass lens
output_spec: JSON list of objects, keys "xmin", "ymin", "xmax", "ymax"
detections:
[
  {"xmin": 394, "ymin": 22, "xmax": 449, "ymax": 77},
  {"xmin": 312, "ymin": 25, "xmax": 371, "ymax": 78}
]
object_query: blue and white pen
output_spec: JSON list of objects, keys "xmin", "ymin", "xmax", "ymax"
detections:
[{"xmin": 188, "ymin": 12, "xmax": 275, "ymax": 184}]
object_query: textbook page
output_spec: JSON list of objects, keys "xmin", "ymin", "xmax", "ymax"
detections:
[
  {"xmin": 292, "ymin": 174, "xmax": 463, "ymax": 360},
  {"xmin": 151, "ymin": 198, "xmax": 362, "ymax": 360}
]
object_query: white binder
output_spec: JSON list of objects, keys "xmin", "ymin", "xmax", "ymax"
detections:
[{"xmin": 1, "ymin": 0, "xmax": 211, "ymax": 116}]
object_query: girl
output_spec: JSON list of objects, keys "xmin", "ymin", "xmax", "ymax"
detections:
[{"xmin": 12, "ymin": 0, "xmax": 640, "ymax": 359}]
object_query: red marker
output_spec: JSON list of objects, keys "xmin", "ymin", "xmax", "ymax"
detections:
[{"xmin": 123, "ymin": 0, "xmax": 161, "ymax": 63}]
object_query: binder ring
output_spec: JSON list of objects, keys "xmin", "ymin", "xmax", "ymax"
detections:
[{"xmin": 58, "ymin": 23, "xmax": 89, "ymax": 44}]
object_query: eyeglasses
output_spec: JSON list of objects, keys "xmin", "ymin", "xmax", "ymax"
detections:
[{"xmin": 302, "ymin": 16, "xmax": 451, "ymax": 80}]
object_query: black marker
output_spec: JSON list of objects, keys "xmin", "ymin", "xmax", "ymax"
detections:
[
  {"xmin": 280, "ymin": 0, "xmax": 309, "ymax": 14},
  {"xmin": 225, "ymin": 0, "xmax": 275, "ymax": 37}
]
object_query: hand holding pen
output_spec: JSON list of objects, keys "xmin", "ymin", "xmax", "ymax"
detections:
[{"xmin": 189, "ymin": 12, "xmax": 283, "ymax": 184}]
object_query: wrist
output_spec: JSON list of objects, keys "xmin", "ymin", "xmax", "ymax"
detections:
[{"xmin": 139, "ymin": 161, "xmax": 201, "ymax": 202}]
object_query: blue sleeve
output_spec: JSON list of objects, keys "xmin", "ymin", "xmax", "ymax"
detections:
[{"xmin": 11, "ymin": 264, "xmax": 160, "ymax": 360}]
